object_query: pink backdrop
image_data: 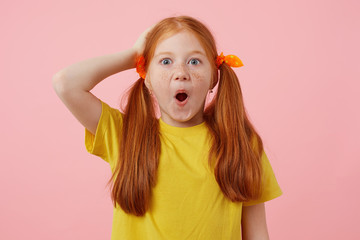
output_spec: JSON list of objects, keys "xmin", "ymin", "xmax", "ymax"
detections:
[{"xmin": 1, "ymin": 0, "xmax": 359, "ymax": 239}]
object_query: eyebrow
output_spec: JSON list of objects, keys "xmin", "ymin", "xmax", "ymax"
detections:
[{"xmin": 154, "ymin": 50, "xmax": 206, "ymax": 58}]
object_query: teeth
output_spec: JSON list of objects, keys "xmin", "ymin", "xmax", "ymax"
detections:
[{"xmin": 176, "ymin": 93, "xmax": 188, "ymax": 102}]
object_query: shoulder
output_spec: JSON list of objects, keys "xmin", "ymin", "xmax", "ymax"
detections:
[{"xmin": 100, "ymin": 100, "xmax": 123, "ymax": 120}]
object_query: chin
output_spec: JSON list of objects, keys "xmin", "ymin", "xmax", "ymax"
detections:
[
  {"xmin": 161, "ymin": 106, "xmax": 204, "ymax": 126},
  {"xmin": 171, "ymin": 116, "xmax": 193, "ymax": 123},
  {"xmin": 169, "ymin": 111, "xmax": 194, "ymax": 122},
  {"xmin": 174, "ymin": 114, "xmax": 203, "ymax": 125}
]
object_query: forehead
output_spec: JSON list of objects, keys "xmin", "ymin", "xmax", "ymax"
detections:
[{"xmin": 153, "ymin": 30, "xmax": 206, "ymax": 55}]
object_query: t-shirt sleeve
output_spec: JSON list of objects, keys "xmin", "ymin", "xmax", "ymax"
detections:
[
  {"xmin": 242, "ymin": 151, "xmax": 283, "ymax": 206},
  {"xmin": 84, "ymin": 99, "xmax": 123, "ymax": 166}
]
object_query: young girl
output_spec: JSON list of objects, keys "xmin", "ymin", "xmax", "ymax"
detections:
[{"xmin": 53, "ymin": 15, "xmax": 282, "ymax": 240}]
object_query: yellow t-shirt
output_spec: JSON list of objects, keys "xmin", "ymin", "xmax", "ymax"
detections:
[{"xmin": 85, "ymin": 100, "xmax": 283, "ymax": 240}]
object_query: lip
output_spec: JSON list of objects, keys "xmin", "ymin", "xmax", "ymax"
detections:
[
  {"xmin": 174, "ymin": 89, "xmax": 189, "ymax": 107},
  {"xmin": 175, "ymin": 89, "xmax": 188, "ymax": 95}
]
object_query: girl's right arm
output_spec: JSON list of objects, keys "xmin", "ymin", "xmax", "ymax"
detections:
[
  {"xmin": 52, "ymin": 48, "xmax": 138, "ymax": 135},
  {"xmin": 52, "ymin": 25, "xmax": 153, "ymax": 135}
]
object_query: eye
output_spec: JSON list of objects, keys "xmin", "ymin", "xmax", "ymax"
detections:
[
  {"xmin": 160, "ymin": 58, "xmax": 172, "ymax": 65},
  {"xmin": 189, "ymin": 58, "xmax": 200, "ymax": 65}
]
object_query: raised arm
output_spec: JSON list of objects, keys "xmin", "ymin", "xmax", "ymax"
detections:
[
  {"xmin": 52, "ymin": 26, "xmax": 153, "ymax": 135},
  {"xmin": 52, "ymin": 48, "xmax": 137, "ymax": 135}
]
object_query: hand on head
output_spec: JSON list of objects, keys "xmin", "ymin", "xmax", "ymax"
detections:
[{"xmin": 133, "ymin": 24, "xmax": 156, "ymax": 58}]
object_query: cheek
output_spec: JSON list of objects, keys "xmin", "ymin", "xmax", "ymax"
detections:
[
  {"xmin": 160, "ymin": 71, "xmax": 171, "ymax": 82},
  {"xmin": 151, "ymin": 73, "xmax": 171, "ymax": 98},
  {"xmin": 151, "ymin": 67, "xmax": 171, "ymax": 82},
  {"xmin": 191, "ymin": 71, "xmax": 202, "ymax": 81},
  {"xmin": 190, "ymin": 70, "xmax": 211, "ymax": 89},
  {"xmin": 149, "ymin": 68, "xmax": 170, "ymax": 89}
]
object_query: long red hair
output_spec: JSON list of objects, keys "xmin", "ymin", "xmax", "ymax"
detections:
[{"xmin": 107, "ymin": 16, "xmax": 264, "ymax": 216}]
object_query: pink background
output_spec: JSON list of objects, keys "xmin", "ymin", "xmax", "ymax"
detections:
[{"xmin": 1, "ymin": 0, "xmax": 359, "ymax": 239}]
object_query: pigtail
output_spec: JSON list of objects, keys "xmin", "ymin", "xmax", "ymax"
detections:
[
  {"xmin": 107, "ymin": 78, "xmax": 160, "ymax": 216},
  {"xmin": 205, "ymin": 63, "xmax": 263, "ymax": 202}
]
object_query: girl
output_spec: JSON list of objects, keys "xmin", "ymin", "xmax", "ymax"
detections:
[{"xmin": 53, "ymin": 15, "xmax": 282, "ymax": 240}]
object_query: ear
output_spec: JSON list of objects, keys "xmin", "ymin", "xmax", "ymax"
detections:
[
  {"xmin": 144, "ymin": 77, "xmax": 153, "ymax": 93},
  {"xmin": 210, "ymin": 71, "xmax": 219, "ymax": 89}
]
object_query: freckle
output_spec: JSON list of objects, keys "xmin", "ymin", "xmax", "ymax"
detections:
[
  {"xmin": 190, "ymin": 71, "xmax": 204, "ymax": 83},
  {"xmin": 160, "ymin": 71, "xmax": 169, "ymax": 80}
]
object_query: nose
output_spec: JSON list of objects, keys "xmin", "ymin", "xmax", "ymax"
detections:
[{"xmin": 173, "ymin": 63, "xmax": 190, "ymax": 81}]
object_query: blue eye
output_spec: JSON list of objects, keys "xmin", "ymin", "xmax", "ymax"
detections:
[
  {"xmin": 161, "ymin": 58, "xmax": 172, "ymax": 65},
  {"xmin": 189, "ymin": 59, "xmax": 200, "ymax": 65}
]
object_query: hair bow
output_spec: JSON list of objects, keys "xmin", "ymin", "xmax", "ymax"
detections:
[
  {"xmin": 136, "ymin": 55, "xmax": 146, "ymax": 79},
  {"xmin": 216, "ymin": 52, "xmax": 244, "ymax": 69}
]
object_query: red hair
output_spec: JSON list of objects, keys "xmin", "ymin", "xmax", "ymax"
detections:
[{"xmin": 107, "ymin": 16, "xmax": 263, "ymax": 216}]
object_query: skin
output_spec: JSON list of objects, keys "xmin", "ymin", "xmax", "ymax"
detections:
[
  {"xmin": 144, "ymin": 30, "xmax": 213, "ymax": 128},
  {"xmin": 242, "ymin": 203, "xmax": 270, "ymax": 240}
]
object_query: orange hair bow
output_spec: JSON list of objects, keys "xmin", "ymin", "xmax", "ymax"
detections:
[
  {"xmin": 136, "ymin": 55, "xmax": 146, "ymax": 79},
  {"xmin": 216, "ymin": 52, "xmax": 244, "ymax": 69}
]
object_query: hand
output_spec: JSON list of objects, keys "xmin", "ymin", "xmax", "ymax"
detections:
[{"xmin": 132, "ymin": 24, "xmax": 156, "ymax": 58}]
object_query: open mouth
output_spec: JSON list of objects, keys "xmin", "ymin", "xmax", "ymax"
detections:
[{"xmin": 175, "ymin": 92, "xmax": 188, "ymax": 102}]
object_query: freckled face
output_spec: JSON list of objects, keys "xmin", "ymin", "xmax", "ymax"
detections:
[{"xmin": 145, "ymin": 31, "xmax": 213, "ymax": 128}]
